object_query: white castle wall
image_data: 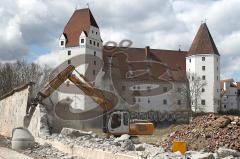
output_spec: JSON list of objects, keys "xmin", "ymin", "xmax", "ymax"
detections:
[{"xmin": 186, "ymin": 54, "xmax": 220, "ymax": 112}]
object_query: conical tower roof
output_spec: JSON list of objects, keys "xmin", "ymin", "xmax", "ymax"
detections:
[{"xmin": 188, "ymin": 23, "xmax": 219, "ymax": 56}]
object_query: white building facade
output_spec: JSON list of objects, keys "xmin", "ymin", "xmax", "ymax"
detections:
[{"xmin": 220, "ymin": 79, "xmax": 240, "ymax": 111}]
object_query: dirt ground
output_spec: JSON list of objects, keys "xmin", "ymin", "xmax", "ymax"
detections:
[{"xmin": 81, "ymin": 124, "xmax": 184, "ymax": 144}]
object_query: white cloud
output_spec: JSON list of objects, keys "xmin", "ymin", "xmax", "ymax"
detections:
[{"xmin": 35, "ymin": 50, "xmax": 63, "ymax": 68}]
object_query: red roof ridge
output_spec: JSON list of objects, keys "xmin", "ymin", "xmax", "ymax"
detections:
[{"xmin": 103, "ymin": 46, "xmax": 187, "ymax": 53}]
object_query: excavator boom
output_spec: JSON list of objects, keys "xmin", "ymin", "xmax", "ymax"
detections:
[{"xmin": 68, "ymin": 74, "xmax": 112, "ymax": 111}]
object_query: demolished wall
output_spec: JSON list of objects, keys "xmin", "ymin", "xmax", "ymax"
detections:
[{"xmin": 0, "ymin": 84, "xmax": 32, "ymax": 137}]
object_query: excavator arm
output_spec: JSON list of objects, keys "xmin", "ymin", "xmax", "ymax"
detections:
[
  {"xmin": 25, "ymin": 65, "xmax": 112, "ymax": 126},
  {"xmin": 68, "ymin": 74, "xmax": 112, "ymax": 112}
]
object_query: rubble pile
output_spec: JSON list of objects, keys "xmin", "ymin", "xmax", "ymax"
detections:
[
  {"xmin": 22, "ymin": 143, "xmax": 72, "ymax": 159},
  {"xmin": 160, "ymin": 114, "xmax": 240, "ymax": 152}
]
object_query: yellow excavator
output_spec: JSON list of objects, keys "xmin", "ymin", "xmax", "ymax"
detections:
[{"xmin": 25, "ymin": 65, "xmax": 154, "ymax": 136}]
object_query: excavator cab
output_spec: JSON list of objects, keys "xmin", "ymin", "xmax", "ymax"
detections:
[{"xmin": 107, "ymin": 111, "xmax": 130, "ymax": 135}]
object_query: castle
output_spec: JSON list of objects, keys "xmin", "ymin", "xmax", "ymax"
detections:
[{"xmin": 57, "ymin": 8, "xmax": 221, "ymax": 115}]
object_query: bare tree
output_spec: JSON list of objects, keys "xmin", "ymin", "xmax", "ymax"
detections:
[
  {"xmin": 0, "ymin": 60, "xmax": 52, "ymax": 98},
  {"xmin": 177, "ymin": 73, "xmax": 207, "ymax": 113}
]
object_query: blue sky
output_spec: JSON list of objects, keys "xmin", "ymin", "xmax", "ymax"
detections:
[{"xmin": 0, "ymin": 0, "xmax": 240, "ymax": 80}]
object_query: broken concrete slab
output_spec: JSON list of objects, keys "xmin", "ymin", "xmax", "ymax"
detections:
[
  {"xmin": 217, "ymin": 147, "xmax": 240, "ymax": 158},
  {"xmin": 60, "ymin": 128, "xmax": 93, "ymax": 138},
  {"xmin": 186, "ymin": 151, "xmax": 215, "ymax": 159},
  {"xmin": 114, "ymin": 134, "xmax": 130, "ymax": 142}
]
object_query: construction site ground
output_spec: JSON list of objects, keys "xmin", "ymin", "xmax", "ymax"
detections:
[{"xmin": 0, "ymin": 114, "xmax": 240, "ymax": 159}]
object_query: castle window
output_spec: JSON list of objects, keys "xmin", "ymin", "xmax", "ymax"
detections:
[
  {"xmin": 93, "ymin": 41, "xmax": 96, "ymax": 46},
  {"xmin": 147, "ymin": 86, "xmax": 151, "ymax": 92},
  {"xmin": 201, "ymin": 100, "xmax": 205, "ymax": 105},
  {"xmin": 202, "ymin": 57, "xmax": 205, "ymax": 61},
  {"xmin": 61, "ymin": 41, "xmax": 64, "ymax": 46},
  {"xmin": 80, "ymin": 39, "xmax": 84, "ymax": 43},
  {"xmin": 163, "ymin": 87, "xmax": 167, "ymax": 92},
  {"xmin": 92, "ymin": 30, "xmax": 94, "ymax": 34},
  {"xmin": 66, "ymin": 81, "xmax": 70, "ymax": 87},
  {"xmin": 177, "ymin": 88, "xmax": 181, "ymax": 93},
  {"xmin": 163, "ymin": 99, "xmax": 167, "ymax": 105},
  {"xmin": 94, "ymin": 51, "xmax": 96, "ymax": 56},
  {"xmin": 68, "ymin": 60, "xmax": 71, "ymax": 64},
  {"xmin": 133, "ymin": 97, "xmax": 136, "ymax": 103},
  {"xmin": 96, "ymin": 32, "xmax": 98, "ymax": 35},
  {"xmin": 97, "ymin": 43, "xmax": 99, "ymax": 47},
  {"xmin": 217, "ymin": 67, "xmax": 218, "ymax": 71},
  {"xmin": 68, "ymin": 50, "xmax": 71, "ymax": 56},
  {"xmin": 224, "ymin": 105, "xmax": 226, "ymax": 108},
  {"xmin": 202, "ymin": 88, "xmax": 205, "ymax": 92},
  {"xmin": 202, "ymin": 66, "xmax": 205, "ymax": 71},
  {"xmin": 177, "ymin": 100, "xmax": 181, "ymax": 105},
  {"xmin": 189, "ymin": 59, "xmax": 191, "ymax": 63},
  {"xmin": 202, "ymin": 75, "xmax": 206, "ymax": 80},
  {"xmin": 93, "ymin": 60, "xmax": 96, "ymax": 65},
  {"xmin": 148, "ymin": 98, "xmax": 150, "ymax": 103},
  {"xmin": 90, "ymin": 40, "xmax": 92, "ymax": 44}
]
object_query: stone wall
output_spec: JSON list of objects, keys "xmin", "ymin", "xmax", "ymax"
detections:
[{"xmin": 0, "ymin": 84, "xmax": 31, "ymax": 137}]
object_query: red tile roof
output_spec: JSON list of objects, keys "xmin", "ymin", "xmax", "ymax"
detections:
[
  {"xmin": 103, "ymin": 46, "xmax": 187, "ymax": 81},
  {"xmin": 188, "ymin": 23, "xmax": 219, "ymax": 56},
  {"xmin": 63, "ymin": 8, "xmax": 99, "ymax": 47},
  {"xmin": 220, "ymin": 79, "xmax": 234, "ymax": 90}
]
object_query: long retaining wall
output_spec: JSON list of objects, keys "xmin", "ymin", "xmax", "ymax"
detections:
[{"xmin": 0, "ymin": 84, "xmax": 31, "ymax": 137}]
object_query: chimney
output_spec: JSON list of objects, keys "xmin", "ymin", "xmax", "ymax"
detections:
[{"xmin": 145, "ymin": 46, "xmax": 150, "ymax": 58}]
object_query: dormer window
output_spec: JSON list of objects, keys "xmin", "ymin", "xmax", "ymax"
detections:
[
  {"xmin": 80, "ymin": 39, "xmax": 84, "ymax": 43},
  {"xmin": 60, "ymin": 41, "xmax": 64, "ymax": 46}
]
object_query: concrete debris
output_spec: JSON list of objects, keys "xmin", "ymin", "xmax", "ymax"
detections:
[
  {"xmin": 22, "ymin": 143, "xmax": 75, "ymax": 159},
  {"xmin": 135, "ymin": 144, "xmax": 145, "ymax": 151},
  {"xmin": 120, "ymin": 139, "xmax": 135, "ymax": 151},
  {"xmin": 186, "ymin": 151, "xmax": 215, "ymax": 159},
  {"xmin": 160, "ymin": 114, "xmax": 240, "ymax": 152},
  {"xmin": 216, "ymin": 147, "xmax": 240, "ymax": 158},
  {"xmin": 60, "ymin": 128, "xmax": 93, "ymax": 138},
  {"xmin": 114, "ymin": 134, "xmax": 130, "ymax": 142}
]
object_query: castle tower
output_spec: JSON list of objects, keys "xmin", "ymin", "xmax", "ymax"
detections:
[
  {"xmin": 58, "ymin": 8, "xmax": 103, "ymax": 110},
  {"xmin": 186, "ymin": 23, "xmax": 220, "ymax": 112}
]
